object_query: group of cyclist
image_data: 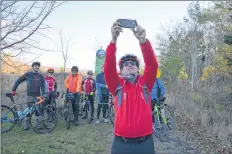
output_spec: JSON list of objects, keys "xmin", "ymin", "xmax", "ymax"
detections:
[
  {"xmin": 11, "ymin": 60, "xmax": 114, "ymax": 129},
  {"xmin": 11, "ymin": 60, "xmax": 166, "ymax": 131},
  {"xmin": 10, "ymin": 19, "xmax": 168, "ymax": 154}
]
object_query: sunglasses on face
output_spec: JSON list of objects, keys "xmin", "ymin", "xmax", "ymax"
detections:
[
  {"xmin": 122, "ymin": 61, "xmax": 137, "ymax": 67},
  {"xmin": 87, "ymin": 73, "xmax": 92, "ymax": 75},
  {"xmin": 48, "ymin": 72, "xmax": 53, "ymax": 74}
]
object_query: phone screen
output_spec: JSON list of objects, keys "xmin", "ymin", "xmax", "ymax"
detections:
[{"xmin": 119, "ymin": 19, "xmax": 137, "ymax": 29}]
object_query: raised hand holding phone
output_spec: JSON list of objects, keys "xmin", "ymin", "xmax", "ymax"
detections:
[
  {"xmin": 131, "ymin": 25, "xmax": 146, "ymax": 44},
  {"xmin": 111, "ymin": 19, "xmax": 146, "ymax": 44},
  {"xmin": 111, "ymin": 19, "xmax": 122, "ymax": 44}
]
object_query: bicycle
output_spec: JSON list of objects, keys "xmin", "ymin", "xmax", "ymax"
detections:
[
  {"xmin": 103, "ymin": 94, "xmax": 114, "ymax": 126},
  {"xmin": 61, "ymin": 92, "xmax": 76, "ymax": 129},
  {"xmin": 1, "ymin": 92, "xmax": 57, "ymax": 134},
  {"xmin": 46, "ymin": 91, "xmax": 60, "ymax": 116},
  {"xmin": 152, "ymin": 96, "xmax": 175, "ymax": 137},
  {"xmin": 80, "ymin": 93, "xmax": 94, "ymax": 124}
]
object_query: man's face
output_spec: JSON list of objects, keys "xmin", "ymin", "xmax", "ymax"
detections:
[
  {"xmin": 33, "ymin": 65, "xmax": 40, "ymax": 72},
  {"xmin": 47, "ymin": 71, "xmax": 53, "ymax": 76},
  {"xmin": 121, "ymin": 61, "xmax": 138, "ymax": 75},
  {"xmin": 87, "ymin": 72, "xmax": 92, "ymax": 78},
  {"xmin": 72, "ymin": 70, "xmax": 78, "ymax": 75}
]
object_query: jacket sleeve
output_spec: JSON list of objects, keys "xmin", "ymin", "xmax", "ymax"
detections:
[
  {"xmin": 141, "ymin": 39, "xmax": 158, "ymax": 93},
  {"xmin": 64, "ymin": 76, "xmax": 69, "ymax": 89},
  {"xmin": 158, "ymin": 79, "xmax": 165, "ymax": 96},
  {"xmin": 40, "ymin": 75, "xmax": 46, "ymax": 95},
  {"xmin": 81, "ymin": 79, "xmax": 85, "ymax": 92},
  {"xmin": 104, "ymin": 42, "xmax": 120, "ymax": 94},
  {"xmin": 96, "ymin": 74, "xmax": 106, "ymax": 89},
  {"xmin": 12, "ymin": 73, "xmax": 27, "ymax": 91},
  {"xmin": 76, "ymin": 74, "xmax": 83, "ymax": 93},
  {"xmin": 92, "ymin": 79, "xmax": 96, "ymax": 92},
  {"xmin": 96, "ymin": 83, "xmax": 106, "ymax": 88},
  {"xmin": 54, "ymin": 81, "xmax": 58, "ymax": 92}
]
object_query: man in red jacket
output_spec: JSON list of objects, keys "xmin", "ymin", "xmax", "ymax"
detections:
[{"xmin": 104, "ymin": 19, "xmax": 158, "ymax": 154}]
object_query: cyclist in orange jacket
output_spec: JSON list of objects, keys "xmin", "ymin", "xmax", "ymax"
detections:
[{"xmin": 64, "ymin": 66, "xmax": 83, "ymax": 126}]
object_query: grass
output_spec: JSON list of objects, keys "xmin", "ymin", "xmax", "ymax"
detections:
[{"xmin": 1, "ymin": 118, "xmax": 114, "ymax": 154}]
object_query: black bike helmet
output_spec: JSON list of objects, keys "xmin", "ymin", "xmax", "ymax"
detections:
[
  {"xmin": 31, "ymin": 61, "xmax": 41, "ymax": 67},
  {"xmin": 118, "ymin": 54, "xmax": 139, "ymax": 69},
  {"xmin": 71, "ymin": 66, "xmax": 78, "ymax": 72}
]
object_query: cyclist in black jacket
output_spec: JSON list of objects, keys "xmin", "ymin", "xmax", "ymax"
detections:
[{"xmin": 12, "ymin": 61, "xmax": 46, "ymax": 130}]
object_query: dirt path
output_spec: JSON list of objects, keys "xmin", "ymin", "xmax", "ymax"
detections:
[{"xmin": 153, "ymin": 130, "xmax": 199, "ymax": 154}]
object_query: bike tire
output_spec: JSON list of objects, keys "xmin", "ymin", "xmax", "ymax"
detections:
[
  {"xmin": 65, "ymin": 101, "xmax": 72, "ymax": 129},
  {"xmin": 153, "ymin": 113, "xmax": 163, "ymax": 138},
  {"xmin": 163, "ymin": 105, "xmax": 175, "ymax": 130},
  {"xmin": 1, "ymin": 105, "xmax": 16, "ymax": 133},
  {"xmin": 88, "ymin": 102, "xmax": 93, "ymax": 124},
  {"xmin": 30, "ymin": 106, "xmax": 57, "ymax": 134},
  {"xmin": 51, "ymin": 99, "xmax": 57, "ymax": 116},
  {"xmin": 108, "ymin": 104, "xmax": 114, "ymax": 126}
]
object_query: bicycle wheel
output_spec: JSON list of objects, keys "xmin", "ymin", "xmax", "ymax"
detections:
[
  {"xmin": 153, "ymin": 113, "xmax": 163, "ymax": 138},
  {"xmin": 163, "ymin": 105, "xmax": 175, "ymax": 130},
  {"xmin": 1, "ymin": 105, "xmax": 16, "ymax": 133},
  {"xmin": 51, "ymin": 99, "xmax": 57, "ymax": 115},
  {"xmin": 64, "ymin": 101, "xmax": 72, "ymax": 129},
  {"xmin": 30, "ymin": 105, "xmax": 57, "ymax": 134},
  {"xmin": 108, "ymin": 104, "xmax": 115, "ymax": 126},
  {"xmin": 88, "ymin": 102, "xmax": 93, "ymax": 124}
]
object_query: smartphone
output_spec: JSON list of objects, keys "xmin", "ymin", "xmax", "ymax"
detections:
[{"xmin": 119, "ymin": 19, "xmax": 137, "ymax": 29}]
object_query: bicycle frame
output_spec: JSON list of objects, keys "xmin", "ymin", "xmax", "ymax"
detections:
[
  {"xmin": 2, "ymin": 96, "xmax": 45, "ymax": 122},
  {"xmin": 154, "ymin": 103, "xmax": 168, "ymax": 125}
]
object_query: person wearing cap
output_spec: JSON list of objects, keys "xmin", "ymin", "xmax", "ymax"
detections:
[
  {"xmin": 45, "ymin": 67, "xmax": 58, "ymax": 106},
  {"xmin": 64, "ymin": 66, "xmax": 83, "ymax": 126},
  {"xmin": 12, "ymin": 61, "xmax": 46, "ymax": 130},
  {"xmin": 81, "ymin": 70, "xmax": 96, "ymax": 120}
]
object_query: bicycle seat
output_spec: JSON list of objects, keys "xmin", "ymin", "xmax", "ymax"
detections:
[{"xmin": 5, "ymin": 93, "xmax": 13, "ymax": 98}]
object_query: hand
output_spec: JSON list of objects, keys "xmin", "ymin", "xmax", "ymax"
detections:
[
  {"xmin": 66, "ymin": 88, "xmax": 69, "ymax": 93},
  {"xmin": 12, "ymin": 91, "xmax": 17, "ymax": 95},
  {"xmin": 90, "ymin": 92, "xmax": 94, "ymax": 95},
  {"xmin": 131, "ymin": 25, "xmax": 146, "ymax": 44},
  {"xmin": 111, "ymin": 19, "xmax": 123, "ymax": 44},
  {"xmin": 106, "ymin": 85, "xmax": 108, "ymax": 89}
]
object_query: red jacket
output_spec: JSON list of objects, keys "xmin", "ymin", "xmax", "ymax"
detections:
[
  {"xmin": 45, "ymin": 75, "xmax": 57, "ymax": 92},
  {"xmin": 104, "ymin": 40, "xmax": 158, "ymax": 138},
  {"xmin": 82, "ymin": 78, "xmax": 96, "ymax": 94}
]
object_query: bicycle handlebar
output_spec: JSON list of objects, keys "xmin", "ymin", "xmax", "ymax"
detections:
[{"xmin": 35, "ymin": 96, "xmax": 45, "ymax": 105}]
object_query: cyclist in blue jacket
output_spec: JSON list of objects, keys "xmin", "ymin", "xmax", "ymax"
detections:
[
  {"xmin": 95, "ymin": 66, "xmax": 110, "ymax": 123},
  {"xmin": 151, "ymin": 69, "xmax": 166, "ymax": 123}
]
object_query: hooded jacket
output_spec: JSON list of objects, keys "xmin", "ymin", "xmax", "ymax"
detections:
[{"xmin": 104, "ymin": 39, "xmax": 158, "ymax": 138}]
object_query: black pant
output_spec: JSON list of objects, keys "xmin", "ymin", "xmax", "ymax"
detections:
[
  {"xmin": 111, "ymin": 135, "xmax": 155, "ymax": 154},
  {"xmin": 97, "ymin": 103, "xmax": 108, "ymax": 119},
  {"xmin": 71, "ymin": 93, "xmax": 80, "ymax": 121}
]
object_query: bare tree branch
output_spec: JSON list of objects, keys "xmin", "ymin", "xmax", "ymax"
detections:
[
  {"xmin": 1, "ymin": 1, "xmax": 66, "ymax": 57},
  {"xmin": 1, "ymin": 53, "xmax": 43, "ymax": 69},
  {"xmin": 58, "ymin": 30, "xmax": 71, "ymax": 72}
]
